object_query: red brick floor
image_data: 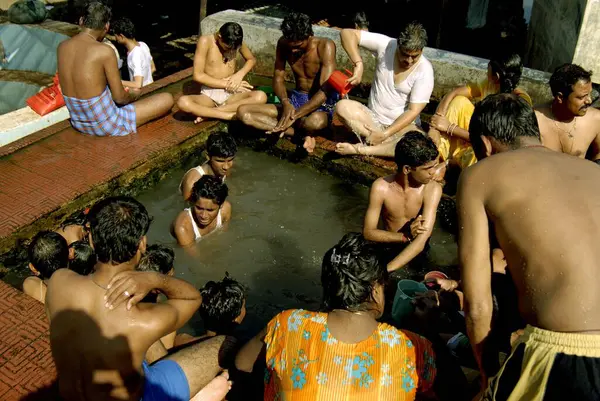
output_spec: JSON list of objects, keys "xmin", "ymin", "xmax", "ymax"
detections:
[
  {"xmin": 0, "ymin": 281, "xmax": 55, "ymax": 400},
  {"xmin": 0, "ymin": 69, "xmax": 223, "ymax": 241}
]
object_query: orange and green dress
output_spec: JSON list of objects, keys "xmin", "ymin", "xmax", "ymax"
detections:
[
  {"xmin": 437, "ymin": 79, "xmax": 533, "ymax": 169},
  {"xmin": 263, "ymin": 309, "xmax": 437, "ymax": 401}
]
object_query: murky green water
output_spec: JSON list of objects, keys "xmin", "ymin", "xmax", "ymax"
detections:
[{"xmin": 136, "ymin": 147, "xmax": 369, "ymax": 337}]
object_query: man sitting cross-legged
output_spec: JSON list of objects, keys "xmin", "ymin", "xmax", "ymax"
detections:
[
  {"xmin": 363, "ymin": 132, "xmax": 442, "ymax": 272},
  {"xmin": 177, "ymin": 22, "xmax": 267, "ymax": 124},
  {"xmin": 236, "ymin": 12, "xmax": 338, "ymax": 153},
  {"xmin": 334, "ymin": 22, "xmax": 434, "ymax": 157},
  {"xmin": 58, "ymin": 2, "xmax": 173, "ymax": 137},
  {"xmin": 46, "ymin": 196, "xmax": 231, "ymax": 401}
]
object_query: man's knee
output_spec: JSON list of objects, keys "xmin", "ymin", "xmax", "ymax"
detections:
[
  {"xmin": 177, "ymin": 95, "xmax": 192, "ymax": 112},
  {"xmin": 158, "ymin": 93, "xmax": 175, "ymax": 111},
  {"xmin": 251, "ymin": 90, "xmax": 268, "ymax": 104},
  {"xmin": 236, "ymin": 105, "xmax": 253, "ymax": 124},
  {"xmin": 302, "ymin": 112, "xmax": 329, "ymax": 132},
  {"xmin": 334, "ymin": 99, "xmax": 356, "ymax": 120}
]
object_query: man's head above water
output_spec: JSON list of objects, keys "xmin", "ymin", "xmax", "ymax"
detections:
[
  {"xmin": 550, "ymin": 63, "xmax": 593, "ymax": 117},
  {"xmin": 190, "ymin": 175, "xmax": 229, "ymax": 226},
  {"xmin": 394, "ymin": 132, "xmax": 439, "ymax": 185},
  {"xmin": 88, "ymin": 196, "xmax": 151, "ymax": 266},
  {"xmin": 206, "ymin": 132, "xmax": 237, "ymax": 178},
  {"xmin": 280, "ymin": 12, "xmax": 313, "ymax": 52},
  {"xmin": 469, "ymin": 93, "xmax": 541, "ymax": 160},
  {"xmin": 396, "ymin": 22, "xmax": 428, "ymax": 70}
]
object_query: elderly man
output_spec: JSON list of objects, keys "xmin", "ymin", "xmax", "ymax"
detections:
[{"xmin": 334, "ymin": 22, "xmax": 434, "ymax": 157}]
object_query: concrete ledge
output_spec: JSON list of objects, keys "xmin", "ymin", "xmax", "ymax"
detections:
[
  {"xmin": 0, "ymin": 106, "xmax": 69, "ymax": 147},
  {"xmin": 202, "ymin": 10, "xmax": 553, "ymax": 104}
]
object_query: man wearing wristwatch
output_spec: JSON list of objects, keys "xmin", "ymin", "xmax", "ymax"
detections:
[
  {"xmin": 236, "ymin": 12, "xmax": 337, "ymax": 153},
  {"xmin": 334, "ymin": 22, "xmax": 434, "ymax": 157}
]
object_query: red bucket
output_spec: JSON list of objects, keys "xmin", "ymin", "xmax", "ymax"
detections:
[{"xmin": 328, "ymin": 69, "xmax": 354, "ymax": 96}]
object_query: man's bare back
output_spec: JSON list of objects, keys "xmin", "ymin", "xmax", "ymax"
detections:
[
  {"xmin": 536, "ymin": 104, "xmax": 600, "ymax": 158},
  {"xmin": 47, "ymin": 269, "xmax": 164, "ymax": 400},
  {"xmin": 58, "ymin": 34, "xmax": 128, "ymax": 101},
  {"xmin": 462, "ymin": 147, "xmax": 600, "ymax": 332}
]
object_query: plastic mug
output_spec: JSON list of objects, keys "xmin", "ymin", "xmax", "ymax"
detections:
[
  {"xmin": 391, "ymin": 279, "xmax": 428, "ymax": 325},
  {"xmin": 328, "ymin": 69, "xmax": 354, "ymax": 96}
]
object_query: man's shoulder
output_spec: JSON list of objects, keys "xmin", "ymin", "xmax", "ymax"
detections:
[
  {"xmin": 585, "ymin": 106, "xmax": 600, "ymax": 122},
  {"xmin": 416, "ymin": 55, "xmax": 434, "ymax": 76}
]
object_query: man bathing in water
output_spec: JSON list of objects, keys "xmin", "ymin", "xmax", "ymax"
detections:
[
  {"xmin": 177, "ymin": 22, "xmax": 267, "ymax": 124},
  {"xmin": 172, "ymin": 176, "xmax": 232, "ymax": 247},
  {"xmin": 237, "ymin": 12, "xmax": 338, "ymax": 153},
  {"xmin": 180, "ymin": 131, "xmax": 237, "ymax": 201},
  {"xmin": 363, "ymin": 132, "xmax": 442, "ymax": 272},
  {"xmin": 58, "ymin": 2, "xmax": 173, "ymax": 137},
  {"xmin": 535, "ymin": 63, "xmax": 600, "ymax": 161},
  {"xmin": 334, "ymin": 22, "xmax": 434, "ymax": 157},
  {"xmin": 46, "ymin": 197, "xmax": 231, "ymax": 401},
  {"xmin": 460, "ymin": 94, "xmax": 600, "ymax": 400}
]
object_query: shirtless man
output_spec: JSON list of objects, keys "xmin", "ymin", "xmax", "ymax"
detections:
[
  {"xmin": 179, "ymin": 131, "xmax": 237, "ymax": 201},
  {"xmin": 460, "ymin": 93, "xmax": 600, "ymax": 399},
  {"xmin": 334, "ymin": 22, "xmax": 434, "ymax": 157},
  {"xmin": 363, "ymin": 132, "xmax": 442, "ymax": 272},
  {"xmin": 535, "ymin": 63, "xmax": 600, "ymax": 161},
  {"xmin": 236, "ymin": 12, "xmax": 337, "ymax": 153},
  {"xmin": 46, "ymin": 196, "xmax": 231, "ymax": 401},
  {"xmin": 172, "ymin": 176, "xmax": 232, "ymax": 247},
  {"xmin": 58, "ymin": 2, "xmax": 173, "ymax": 137},
  {"xmin": 177, "ymin": 22, "xmax": 266, "ymax": 124}
]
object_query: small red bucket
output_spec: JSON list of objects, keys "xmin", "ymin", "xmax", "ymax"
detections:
[{"xmin": 328, "ymin": 69, "xmax": 354, "ymax": 96}]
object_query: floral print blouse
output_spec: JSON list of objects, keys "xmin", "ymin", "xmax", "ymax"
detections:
[{"xmin": 264, "ymin": 309, "xmax": 437, "ymax": 401}]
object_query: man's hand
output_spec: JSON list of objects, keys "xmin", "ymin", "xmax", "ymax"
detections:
[
  {"xmin": 267, "ymin": 102, "xmax": 296, "ymax": 134},
  {"xmin": 129, "ymin": 87, "xmax": 142, "ymax": 101},
  {"xmin": 410, "ymin": 215, "xmax": 428, "ymax": 238},
  {"xmin": 104, "ymin": 271, "xmax": 162, "ymax": 311},
  {"xmin": 347, "ymin": 61, "xmax": 364, "ymax": 86},
  {"xmin": 430, "ymin": 114, "xmax": 450, "ymax": 133},
  {"xmin": 225, "ymin": 72, "xmax": 245, "ymax": 92},
  {"xmin": 430, "ymin": 278, "xmax": 459, "ymax": 292},
  {"xmin": 365, "ymin": 125, "xmax": 387, "ymax": 145}
]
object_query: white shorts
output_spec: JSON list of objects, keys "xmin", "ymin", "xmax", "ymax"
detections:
[{"xmin": 200, "ymin": 85, "xmax": 231, "ymax": 106}]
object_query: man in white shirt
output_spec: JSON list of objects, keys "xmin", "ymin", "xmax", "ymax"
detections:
[
  {"xmin": 335, "ymin": 22, "xmax": 435, "ymax": 157},
  {"xmin": 112, "ymin": 17, "xmax": 155, "ymax": 88}
]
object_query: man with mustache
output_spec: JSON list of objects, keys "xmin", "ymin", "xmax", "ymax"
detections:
[{"xmin": 535, "ymin": 63, "xmax": 600, "ymax": 162}]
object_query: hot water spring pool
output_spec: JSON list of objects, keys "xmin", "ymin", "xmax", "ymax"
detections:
[{"xmin": 135, "ymin": 146, "xmax": 458, "ymax": 338}]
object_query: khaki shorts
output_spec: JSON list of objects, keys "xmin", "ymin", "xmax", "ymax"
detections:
[{"xmin": 484, "ymin": 325, "xmax": 600, "ymax": 401}]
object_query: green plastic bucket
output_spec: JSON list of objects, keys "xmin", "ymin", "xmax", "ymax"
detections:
[{"xmin": 391, "ymin": 280, "xmax": 427, "ymax": 325}]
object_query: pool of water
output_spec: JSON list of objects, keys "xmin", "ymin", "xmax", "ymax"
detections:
[{"xmin": 136, "ymin": 146, "xmax": 458, "ymax": 338}]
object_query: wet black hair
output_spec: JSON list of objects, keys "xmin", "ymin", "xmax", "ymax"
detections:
[
  {"xmin": 68, "ymin": 240, "xmax": 96, "ymax": 275},
  {"xmin": 111, "ymin": 17, "xmax": 135, "ymax": 39},
  {"xmin": 199, "ymin": 273, "xmax": 246, "ymax": 335},
  {"xmin": 321, "ymin": 232, "xmax": 386, "ymax": 312},
  {"xmin": 219, "ymin": 22, "xmax": 243, "ymax": 49},
  {"xmin": 190, "ymin": 175, "xmax": 228, "ymax": 205},
  {"xmin": 394, "ymin": 131, "xmax": 439, "ymax": 170},
  {"xmin": 206, "ymin": 132, "xmax": 238, "ymax": 159},
  {"xmin": 137, "ymin": 244, "xmax": 175, "ymax": 275},
  {"xmin": 59, "ymin": 209, "xmax": 89, "ymax": 230},
  {"xmin": 550, "ymin": 63, "xmax": 593, "ymax": 98},
  {"xmin": 280, "ymin": 12, "xmax": 313, "ymax": 42},
  {"xmin": 489, "ymin": 53, "xmax": 523, "ymax": 94},
  {"xmin": 87, "ymin": 196, "xmax": 151, "ymax": 265},
  {"xmin": 28, "ymin": 231, "xmax": 69, "ymax": 279},
  {"xmin": 353, "ymin": 11, "xmax": 369, "ymax": 30},
  {"xmin": 470, "ymin": 93, "xmax": 540, "ymax": 152},
  {"xmin": 81, "ymin": 1, "xmax": 111, "ymax": 30}
]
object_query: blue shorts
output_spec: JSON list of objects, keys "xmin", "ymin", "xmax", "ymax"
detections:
[
  {"xmin": 141, "ymin": 360, "xmax": 189, "ymax": 401},
  {"xmin": 289, "ymin": 89, "xmax": 339, "ymax": 121}
]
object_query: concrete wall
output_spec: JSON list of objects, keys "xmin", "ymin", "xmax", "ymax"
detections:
[
  {"xmin": 525, "ymin": 0, "xmax": 588, "ymax": 76},
  {"xmin": 202, "ymin": 10, "xmax": 552, "ymax": 104},
  {"xmin": 572, "ymin": 0, "xmax": 600, "ymax": 83}
]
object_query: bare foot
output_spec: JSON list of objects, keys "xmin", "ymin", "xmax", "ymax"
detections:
[
  {"xmin": 335, "ymin": 142, "xmax": 361, "ymax": 155},
  {"xmin": 190, "ymin": 370, "xmax": 232, "ymax": 401},
  {"xmin": 303, "ymin": 136, "xmax": 316, "ymax": 153},
  {"xmin": 194, "ymin": 116, "xmax": 205, "ymax": 124}
]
